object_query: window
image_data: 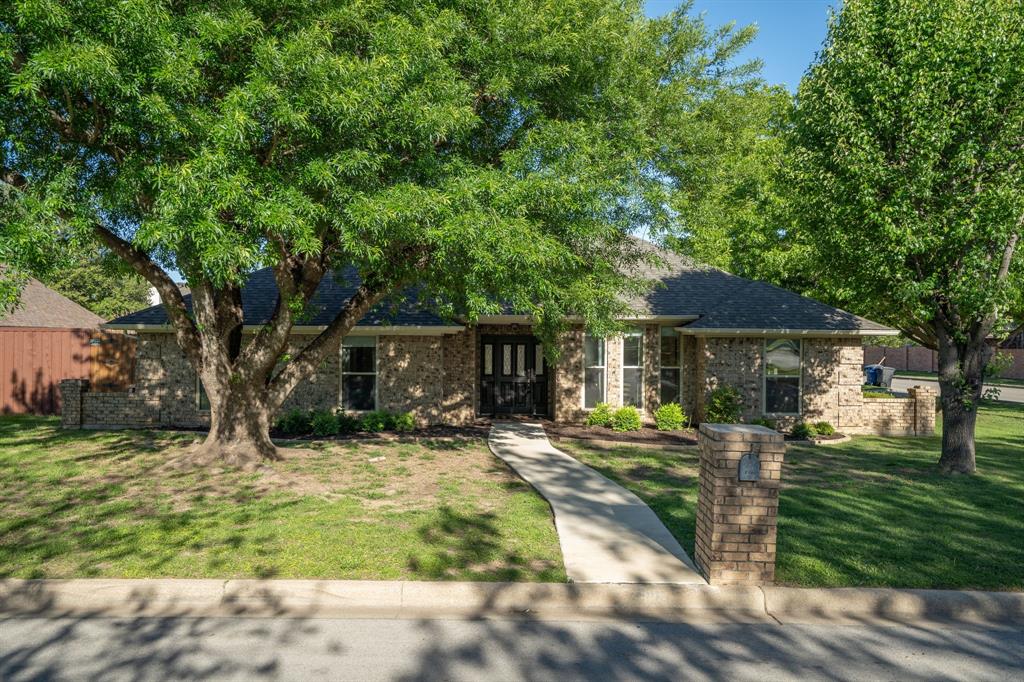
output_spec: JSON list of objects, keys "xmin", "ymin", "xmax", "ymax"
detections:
[
  {"xmin": 483, "ymin": 343, "xmax": 494, "ymax": 375},
  {"xmin": 583, "ymin": 335, "xmax": 605, "ymax": 408},
  {"xmin": 196, "ymin": 375, "xmax": 210, "ymax": 411},
  {"xmin": 342, "ymin": 336, "xmax": 377, "ymax": 410},
  {"xmin": 659, "ymin": 326, "xmax": 681, "ymax": 406},
  {"xmin": 622, "ymin": 328, "xmax": 643, "ymax": 408},
  {"xmin": 764, "ymin": 338, "xmax": 801, "ymax": 414}
]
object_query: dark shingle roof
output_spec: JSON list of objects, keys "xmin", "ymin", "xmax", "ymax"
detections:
[
  {"xmin": 0, "ymin": 278, "xmax": 105, "ymax": 328},
  {"xmin": 109, "ymin": 266, "xmax": 450, "ymax": 328},
  {"xmin": 107, "ymin": 245, "xmax": 893, "ymax": 334}
]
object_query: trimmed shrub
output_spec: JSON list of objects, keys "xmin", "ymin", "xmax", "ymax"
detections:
[
  {"xmin": 611, "ymin": 405, "xmax": 643, "ymax": 432},
  {"xmin": 654, "ymin": 403, "xmax": 687, "ymax": 431},
  {"xmin": 751, "ymin": 417, "xmax": 777, "ymax": 430},
  {"xmin": 791, "ymin": 422, "xmax": 818, "ymax": 440},
  {"xmin": 276, "ymin": 409, "xmax": 312, "ymax": 436},
  {"xmin": 813, "ymin": 421, "xmax": 836, "ymax": 436},
  {"xmin": 393, "ymin": 412, "xmax": 416, "ymax": 432},
  {"xmin": 310, "ymin": 410, "xmax": 340, "ymax": 437},
  {"xmin": 337, "ymin": 411, "xmax": 362, "ymax": 434},
  {"xmin": 586, "ymin": 402, "xmax": 614, "ymax": 428},
  {"xmin": 361, "ymin": 410, "xmax": 391, "ymax": 433},
  {"xmin": 704, "ymin": 386, "xmax": 743, "ymax": 424}
]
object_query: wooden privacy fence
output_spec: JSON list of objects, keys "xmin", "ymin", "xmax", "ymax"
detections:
[{"xmin": 0, "ymin": 328, "xmax": 136, "ymax": 415}]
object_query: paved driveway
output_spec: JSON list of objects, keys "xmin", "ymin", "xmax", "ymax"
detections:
[{"xmin": 892, "ymin": 377, "xmax": 1024, "ymax": 404}]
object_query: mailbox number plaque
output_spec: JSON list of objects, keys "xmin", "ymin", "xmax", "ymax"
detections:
[{"xmin": 738, "ymin": 450, "xmax": 761, "ymax": 482}]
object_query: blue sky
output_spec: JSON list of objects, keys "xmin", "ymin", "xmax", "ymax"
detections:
[{"xmin": 645, "ymin": 0, "xmax": 840, "ymax": 91}]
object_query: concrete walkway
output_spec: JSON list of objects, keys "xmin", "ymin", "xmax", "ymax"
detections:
[{"xmin": 487, "ymin": 421, "xmax": 705, "ymax": 585}]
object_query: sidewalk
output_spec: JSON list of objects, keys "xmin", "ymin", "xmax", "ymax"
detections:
[
  {"xmin": 487, "ymin": 421, "xmax": 704, "ymax": 584},
  {"xmin": 2, "ymin": 579, "xmax": 1023, "ymax": 626}
]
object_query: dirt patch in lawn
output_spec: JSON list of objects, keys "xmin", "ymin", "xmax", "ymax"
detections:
[{"xmin": 0, "ymin": 416, "xmax": 565, "ymax": 581}]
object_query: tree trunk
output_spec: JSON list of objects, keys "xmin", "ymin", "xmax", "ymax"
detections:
[
  {"xmin": 935, "ymin": 322, "xmax": 990, "ymax": 475},
  {"xmin": 191, "ymin": 378, "xmax": 281, "ymax": 467}
]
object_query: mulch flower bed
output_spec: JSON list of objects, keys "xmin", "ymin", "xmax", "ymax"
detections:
[
  {"xmin": 270, "ymin": 424, "xmax": 492, "ymax": 442},
  {"xmin": 542, "ymin": 422, "xmax": 697, "ymax": 447}
]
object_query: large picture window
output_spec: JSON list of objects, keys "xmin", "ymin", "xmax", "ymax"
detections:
[
  {"xmin": 622, "ymin": 328, "xmax": 643, "ymax": 408},
  {"xmin": 342, "ymin": 336, "xmax": 377, "ymax": 411},
  {"xmin": 583, "ymin": 335, "xmax": 605, "ymax": 408},
  {"xmin": 764, "ymin": 338, "xmax": 801, "ymax": 414},
  {"xmin": 659, "ymin": 327, "xmax": 681, "ymax": 406}
]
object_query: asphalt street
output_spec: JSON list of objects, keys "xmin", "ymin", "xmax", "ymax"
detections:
[
  {"xmin": 2, "ymin": 615, "xmax": 1022, "ymax": 681},
  {"xmin": 891, "ymin": 376, "xmax": 1024, "ymax": 404}
]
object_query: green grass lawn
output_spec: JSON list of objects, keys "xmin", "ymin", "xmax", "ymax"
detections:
[
  {"xmin": 0, "ymin": 417, "xmax": 565, "ymax": 582},
  {"xmin": 560, "ymin": 401, "xmax": 1024, "ymax": 591}
]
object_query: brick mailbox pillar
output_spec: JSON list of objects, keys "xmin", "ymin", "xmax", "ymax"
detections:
[{"xmin": 695, "ymin": 423, "xmax": 785, "ymax": 585}]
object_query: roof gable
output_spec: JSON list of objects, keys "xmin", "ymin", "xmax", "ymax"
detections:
[{"xmin": 0, "ymin": 278, "xmax": 105, "ymax": 328}]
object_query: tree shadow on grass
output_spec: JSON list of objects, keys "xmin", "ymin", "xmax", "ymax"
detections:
[{"xmin": 408, "ymin": 506, "xmax": 562, "ymax": 582}]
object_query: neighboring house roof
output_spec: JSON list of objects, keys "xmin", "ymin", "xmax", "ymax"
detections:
[
  {"xmin": 0, "ymin": 278, "xmax": 105, "ymax": 329},
  {"xmin": 105, "ymin": 244, "xmax": 895, "ymax": 336}
]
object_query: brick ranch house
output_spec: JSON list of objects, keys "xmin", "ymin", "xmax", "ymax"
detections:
[{"xmin": 61, "ymin": 246, "xmax": 937, "ymax": 436}]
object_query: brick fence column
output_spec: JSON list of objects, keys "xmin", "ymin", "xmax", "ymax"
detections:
[
  {"xmin": 695, "ymin": 423, "xmax": 785, "ymax": 585},
  {"xmin": 907, "ymin": 385, "xmax": 938, "ymax": 436},
  {"xmin": 59, "ymin": 379, "xmax": 89, "ymax": 429}
]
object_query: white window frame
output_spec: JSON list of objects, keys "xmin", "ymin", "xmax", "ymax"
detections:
[
  {"xmin": 763, "ymin": 338, "xmax": 802, "ymax": 416},
  {"xmin": 340, "ymin": 335, "xmax": 378, "ymax": 412},
  {"xmin": 581, "ymin": 334, "xmax": 606, "ymax": 409},
  {"xmin": 621, "ymin": 328, "xmax": 644, "ymax": 408},
  {"xmin": 659, "ymin": 326, "xmax": 681, "ymax": 406}
]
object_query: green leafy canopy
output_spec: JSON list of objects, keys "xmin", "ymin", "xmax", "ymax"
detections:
[
  {"xmin": 787, "ymin": 0, "xmax": 1024, "ymax": 346},
  {"xmin": 0, "ymin": 0, "xmax": 759, "ymax": 339}
]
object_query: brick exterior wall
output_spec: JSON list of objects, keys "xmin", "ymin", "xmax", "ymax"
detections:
[
  {"xmin": 377, "ymin": 335, "xmax": 443, "ymax": 426},
  {"xmin": 59, "ymin": 326, "xmax": 936, "ymax": 437},
  {"xmin": 553, "ymin": 327, "xmax": 585, "ymax": 423},
  {"xmin": 694, "ymin": 423, "xmax": 784, "ymax": 585}
]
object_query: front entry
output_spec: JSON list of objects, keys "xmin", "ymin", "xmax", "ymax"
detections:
[{"xmin": 479, "ymin": 335, "xmax": 549, "ymax": 417}]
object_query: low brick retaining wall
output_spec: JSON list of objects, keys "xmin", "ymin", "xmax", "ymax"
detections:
[
  {"xmin": 61, "ymin": 379, "xmax": 170, "ymax": 429},
  {"xmin": 852, "ymin": 386, "xmax": 937, "ymax": 436}
]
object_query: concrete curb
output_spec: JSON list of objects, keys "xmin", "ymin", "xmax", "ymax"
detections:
[
  {"xmin": 1, "ymin": 579, "xmax": 1022, "ymax": 625},
  {"xmin": 763, "ymin": 586, "xmax": 1024, "ymax": 625}
]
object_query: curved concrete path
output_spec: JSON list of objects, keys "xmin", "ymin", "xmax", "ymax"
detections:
[{"xmin": 488, "ymin": 422, "xmax": 705, "ymax": 585}]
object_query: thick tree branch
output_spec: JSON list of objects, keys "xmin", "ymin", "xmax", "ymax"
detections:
[
  {"xmin": 92, "ymin": 225, "xmax": 201, "ymax": 365},
  {"xmin": 266, "ymin": 283, "xmax": 387, "ymax": 408}
]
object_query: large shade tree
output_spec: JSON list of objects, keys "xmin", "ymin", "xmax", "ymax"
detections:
[
  {"xmin": 787, "ymin": 0, "xmax": 1023, "ymax": 473},
  {"xmin": 0, "ymin": 0, "xmax": 756, "ymax": 464}
]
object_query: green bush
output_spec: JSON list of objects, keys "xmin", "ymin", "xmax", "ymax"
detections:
[
  {"xmin": 337, "ymin": 411, "xmax": 362, "ymax": 434},
  {"xmin": 586, "ymin": 402, "xmax": 614, "ymax": 428},
  {"xmin": 791, "ymin": 422, "xmax": 818, "ymax": 440},
  {"xmin": 813, "ymin": 421, "xmax": 836, "ymax": 436},
  {"xmin": 751, "ymin": 417, "xmax": 777, "ymax": 430},
  {"xmin": 393, "ymin": 412, "xmax": 416, "ymax": 432},
  {"xmin": 654, "ymin": 403, "xmax": 687, "ymax": 431},
  {"xmin": 275, "ymin": 409, "xmax": 312, "ymax": 436},
  {"xmin": 310, "ymin": 410, "xmax": 340, "ymax": 437},
  {"xmin": 704, "ymin": 386, "xmax": 743, "ymax": 424},
  {"xmin": 611, "ymin": 405, "xmax": 643, "ymax": 432},
  {"xmin": 361, "ymin": 410, "xmax": 392, "ymax": 433}
]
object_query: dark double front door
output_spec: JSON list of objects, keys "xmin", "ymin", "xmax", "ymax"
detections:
[{"xmin": 479, "ymin": 335, "xmax": 549, "ymax": 417}]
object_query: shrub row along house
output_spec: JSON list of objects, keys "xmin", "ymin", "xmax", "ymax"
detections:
[{"xmin": 61, "ymin": 245, "xmax": 937, "ymax": 436}]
